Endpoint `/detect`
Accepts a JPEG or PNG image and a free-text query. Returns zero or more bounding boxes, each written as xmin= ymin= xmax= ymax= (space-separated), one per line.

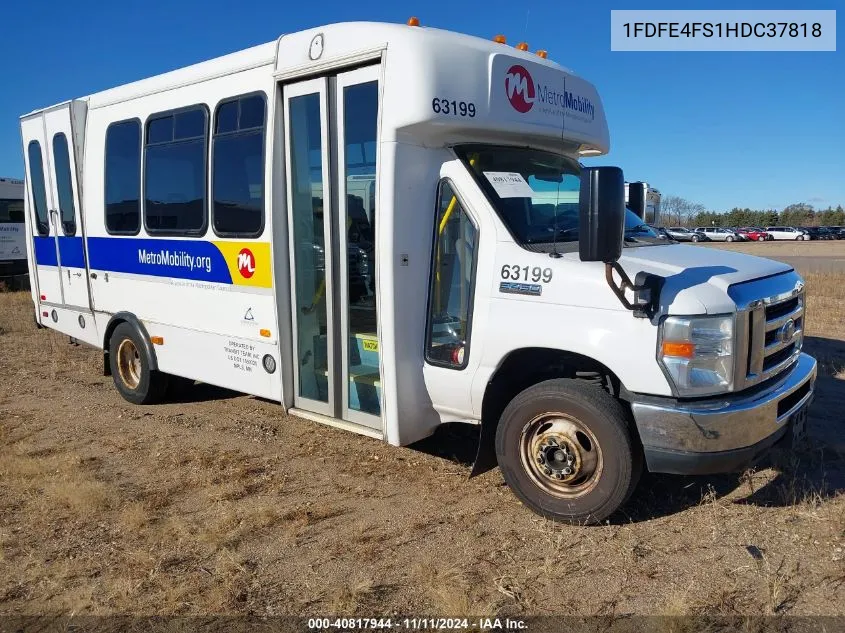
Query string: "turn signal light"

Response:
xmin=662 ymin=341 xmax=696 ymax=358
xmin=260 ymin=329 xmax=271 ymax=338
xmin=150 ymin=336 xmax=164 ymax=345
xmin=516 ymin=42 xmax=529 ymax=51
xmin=407 ymin=16 xmax=420 ymax=26
xmin=536 ymin=49 xmax=548 ymax=59
xmin=493 ymin=34 xmax=507 ymax=44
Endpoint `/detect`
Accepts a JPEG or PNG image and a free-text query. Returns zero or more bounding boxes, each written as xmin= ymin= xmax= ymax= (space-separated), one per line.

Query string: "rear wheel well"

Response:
xmin=102 ymin=314 xmax=157 ymax=376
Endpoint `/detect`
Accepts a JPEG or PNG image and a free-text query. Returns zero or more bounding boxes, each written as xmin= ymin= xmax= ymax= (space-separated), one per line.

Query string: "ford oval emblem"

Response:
xmin=779 ymin=318 xmax=796 ymax=343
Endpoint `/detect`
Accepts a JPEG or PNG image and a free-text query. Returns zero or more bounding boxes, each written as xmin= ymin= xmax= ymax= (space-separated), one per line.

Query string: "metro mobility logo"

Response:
xmin=505 ymin=65 xmax=535 ymax=113
xmin=237 ymin=248 xmax=256 ymax=278
xmin=504 ymin=64 xmax=596 ymax=121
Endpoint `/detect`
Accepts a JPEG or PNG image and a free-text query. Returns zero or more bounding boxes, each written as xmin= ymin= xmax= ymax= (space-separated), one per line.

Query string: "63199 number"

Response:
xmin=432 ymin=98 xmax=476 ymax=117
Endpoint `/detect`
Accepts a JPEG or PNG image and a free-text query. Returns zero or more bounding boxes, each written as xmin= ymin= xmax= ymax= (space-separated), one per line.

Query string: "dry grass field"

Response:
xmin=0 ymin=261 xmax=844 ymax=618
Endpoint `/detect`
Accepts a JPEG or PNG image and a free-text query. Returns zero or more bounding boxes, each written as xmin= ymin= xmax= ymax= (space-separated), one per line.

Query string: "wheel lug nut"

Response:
xmin=563 ymin=467 xmax=572 ymax=475
xmin=544 ymin=468 xmax=552 ymax=476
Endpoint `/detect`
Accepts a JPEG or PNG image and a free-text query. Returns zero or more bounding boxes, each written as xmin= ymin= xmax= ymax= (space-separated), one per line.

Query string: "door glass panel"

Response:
xmin=52 ymin=133 xmax=77 ymax=235
xmin=289 ymin=93 xmax=329 ymax=403
xmin=342 ymin=80 xmax=380 ymax=415
xmin=425 ymin=181 xmax=478 ymax=369
xmin=27 ymin=141 xmax=49 ymax=236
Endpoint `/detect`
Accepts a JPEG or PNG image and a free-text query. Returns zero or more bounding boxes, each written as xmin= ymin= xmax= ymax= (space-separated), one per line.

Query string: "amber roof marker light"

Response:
xmin=536 ymin=49 xmax=548 ymax=59
xmin=516 ymin=42 xmax=529 ymax=51
xmin=493 ymin=34 xmax=507 ymax=44
xmin=407 ymin=16 xmax=420 ymax=26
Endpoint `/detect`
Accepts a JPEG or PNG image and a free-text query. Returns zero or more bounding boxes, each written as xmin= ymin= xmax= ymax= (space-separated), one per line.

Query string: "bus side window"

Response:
xmin=425 ymin=180 xmax=478 ymax=370
xmin=144 ymin=106 xmax=208 ymax=236
xmin=211 ymin=93 xmax=266 ymax=237
xmin=105 ymin=119 xmax=141 ymax=235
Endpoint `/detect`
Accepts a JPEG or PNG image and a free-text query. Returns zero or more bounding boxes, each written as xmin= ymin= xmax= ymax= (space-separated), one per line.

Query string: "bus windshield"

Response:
xmin=455 ymin=145 xmax=664 ymax=252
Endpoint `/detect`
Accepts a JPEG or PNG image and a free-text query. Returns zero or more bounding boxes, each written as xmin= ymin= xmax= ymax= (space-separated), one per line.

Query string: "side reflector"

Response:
xmin=150 ymin=336 xmax=164 ymax=345
xmin=40 ymin=295 xmax=46 ymax=300
xmin=407 ymin=16 xmax=420 ymax=26
xmin=42 ymin=311 xmax=48 ymax=317
xmin=260 ymin=329 xmax=271 ymax=338
xmin=662 ymin=341 xmax=696 ymax=358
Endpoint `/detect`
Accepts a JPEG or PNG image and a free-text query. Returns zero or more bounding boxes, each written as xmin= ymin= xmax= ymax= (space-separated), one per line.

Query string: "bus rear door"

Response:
xmin=21 ymin=103 xmax=97 ymax=344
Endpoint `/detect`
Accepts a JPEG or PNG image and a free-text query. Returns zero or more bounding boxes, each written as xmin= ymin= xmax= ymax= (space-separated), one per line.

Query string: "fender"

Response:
xmin=102 ymin=312 xmax=158 ymax=375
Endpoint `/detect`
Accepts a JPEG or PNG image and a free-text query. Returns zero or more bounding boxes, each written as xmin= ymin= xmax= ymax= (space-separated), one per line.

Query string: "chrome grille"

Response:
xmin=730 ymin=271 xmax=804 ymax=391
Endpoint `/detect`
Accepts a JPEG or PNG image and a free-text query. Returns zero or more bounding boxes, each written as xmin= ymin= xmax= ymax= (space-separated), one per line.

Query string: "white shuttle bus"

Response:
xmin=0 ymin=177 xmax=27 ymax=286
xmin=20 ymin=21 xmax=816 ymax=523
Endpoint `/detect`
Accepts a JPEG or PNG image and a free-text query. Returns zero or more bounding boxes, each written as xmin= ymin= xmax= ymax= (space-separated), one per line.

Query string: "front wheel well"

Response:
xmin=472 ymin=348 xmax=631 ymax=477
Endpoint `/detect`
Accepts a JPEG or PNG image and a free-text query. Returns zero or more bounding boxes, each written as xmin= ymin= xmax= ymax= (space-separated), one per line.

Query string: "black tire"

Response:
xmin=108 ymin=322 xmax=168 ymax=405
xmin=691 ymin=234 xmax=700 ymax=243
xmin=495 ymin=379 xmax=641 ymax=525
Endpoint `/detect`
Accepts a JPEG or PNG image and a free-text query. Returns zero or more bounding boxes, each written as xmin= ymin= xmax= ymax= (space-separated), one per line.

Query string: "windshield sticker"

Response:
xmin=483 ymin=172 xmax=534 ymax=198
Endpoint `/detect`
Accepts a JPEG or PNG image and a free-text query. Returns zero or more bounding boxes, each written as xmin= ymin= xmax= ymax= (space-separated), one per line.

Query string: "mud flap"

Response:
xmin=469 ymin=418 xmax=498 ymax=477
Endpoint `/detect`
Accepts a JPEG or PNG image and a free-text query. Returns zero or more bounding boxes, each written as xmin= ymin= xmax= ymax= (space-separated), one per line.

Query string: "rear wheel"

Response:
xmin=108 ymin=323 xmax=168 ymax=405
xmin=725 ymin=235 xmax=734 ymax=242
xmin=691 ymin=234 xmax=700 ymax=243
xmin=495 ymin=379 xmax=641 ymax=525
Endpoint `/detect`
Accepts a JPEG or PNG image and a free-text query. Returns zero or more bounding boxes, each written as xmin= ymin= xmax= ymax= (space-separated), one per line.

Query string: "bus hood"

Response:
xmin=616 ymin=244 xmax=793 ymax=315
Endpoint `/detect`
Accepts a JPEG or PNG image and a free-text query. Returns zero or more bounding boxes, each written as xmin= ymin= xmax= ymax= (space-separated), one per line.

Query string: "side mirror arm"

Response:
xmin=605 ymin=262 xmax=662 ymax=319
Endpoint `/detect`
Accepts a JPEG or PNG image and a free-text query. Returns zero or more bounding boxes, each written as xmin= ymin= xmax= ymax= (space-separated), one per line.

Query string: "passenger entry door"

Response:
xmin=282 ymin=66 xmax=383 ymax=432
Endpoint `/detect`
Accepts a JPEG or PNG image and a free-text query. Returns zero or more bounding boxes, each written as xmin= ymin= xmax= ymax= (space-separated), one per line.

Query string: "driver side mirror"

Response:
xmin=578 ymin=166 xmax=625 ymax=263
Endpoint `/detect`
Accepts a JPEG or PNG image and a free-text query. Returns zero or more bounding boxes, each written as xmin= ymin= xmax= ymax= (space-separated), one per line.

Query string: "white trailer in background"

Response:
xmin=0 ymin=177 xmax=27 ymax=287
xmin=626 ymin=181 xmax=662 ymax=224
xmin=20 ymin=20 xmax=815 ymax=524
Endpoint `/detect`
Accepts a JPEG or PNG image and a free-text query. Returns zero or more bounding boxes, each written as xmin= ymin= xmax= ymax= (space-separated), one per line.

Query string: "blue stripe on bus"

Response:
xmin=33 ymin=236 xmax=85 ymax=268
xmin=58 ymin=237 xmax=86 ymax=268
xmin=86 ymin=237 xmax=233 ymax=284
xmin=33 ymin=237 xmax=58 ymax=266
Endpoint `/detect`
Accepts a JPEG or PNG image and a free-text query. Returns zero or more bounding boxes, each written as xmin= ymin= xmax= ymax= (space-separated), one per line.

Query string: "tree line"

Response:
xmin=659 ymin=199 xmax=845 ymax=228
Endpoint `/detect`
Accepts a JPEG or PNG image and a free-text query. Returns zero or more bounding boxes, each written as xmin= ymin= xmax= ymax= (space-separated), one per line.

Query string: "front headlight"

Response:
xmin=658 ymin=314 xmax=734 ymax=396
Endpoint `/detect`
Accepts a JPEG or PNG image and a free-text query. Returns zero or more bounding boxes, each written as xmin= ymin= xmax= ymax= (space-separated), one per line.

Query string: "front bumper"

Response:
xmin=630 ymin=353 xmax=817 ymax=475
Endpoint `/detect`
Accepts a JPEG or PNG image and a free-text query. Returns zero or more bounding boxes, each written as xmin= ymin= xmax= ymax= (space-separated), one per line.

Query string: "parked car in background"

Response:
xmin=665 ymin=227 xmax=707 ymax=242
xmin=695 ymin=227 xmax=743 ymax=242
xmin=649 ymin=226 xmax=673 ymax=240
xmin=765 ymin=226 xmax=807 ymax=240
xmin=816 ymin=227 xmax=836 ymax=240
xmin=798 ymin=227 xmax=829 ymax=240
xmin=736 ymin=227 xmax=771 ymax=241
xmin=825 ymin=226 xmax=845 ymax=239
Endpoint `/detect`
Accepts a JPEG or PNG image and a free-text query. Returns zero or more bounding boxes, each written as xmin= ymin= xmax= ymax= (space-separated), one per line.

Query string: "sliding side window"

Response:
xmin=212 ymin=94 xmax=266 ymax=237
xmin=425 ymin=180 xmax=478 ymax=370
xmin=144 ymin=106 xmax=208 ymax=235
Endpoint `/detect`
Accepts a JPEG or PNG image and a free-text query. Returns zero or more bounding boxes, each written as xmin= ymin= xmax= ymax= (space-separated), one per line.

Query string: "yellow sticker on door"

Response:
xmin=361 ymin=338 xmax=379 ymax=352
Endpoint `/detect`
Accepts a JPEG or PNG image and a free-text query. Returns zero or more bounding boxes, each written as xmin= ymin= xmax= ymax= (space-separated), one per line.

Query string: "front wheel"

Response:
xmin=725 ymin=235 xmax=734 ymax=242
xmin=495 ymin=379 xmax=641 ymax=525
xmin=691 ymin=234 xmax=700 ymax=243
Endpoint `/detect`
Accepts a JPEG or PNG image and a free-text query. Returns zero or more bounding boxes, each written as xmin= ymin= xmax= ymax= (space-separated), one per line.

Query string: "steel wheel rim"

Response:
xmin=117 ymin=339 xmax=142 ymax=390
xmin=519 ymin=412 xmax=603 ymax=499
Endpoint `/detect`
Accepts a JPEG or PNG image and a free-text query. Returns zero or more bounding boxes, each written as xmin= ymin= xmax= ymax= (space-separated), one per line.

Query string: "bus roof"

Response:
xmin=24 ymin=21 xmax=610 ymax=155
